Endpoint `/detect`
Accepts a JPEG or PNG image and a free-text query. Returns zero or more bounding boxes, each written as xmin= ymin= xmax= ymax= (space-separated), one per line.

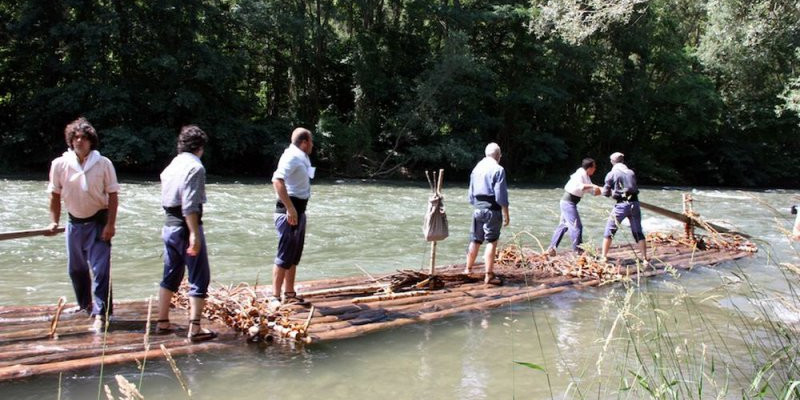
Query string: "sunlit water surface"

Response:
xmin=0 ymin=178 xmax=798 ymax=399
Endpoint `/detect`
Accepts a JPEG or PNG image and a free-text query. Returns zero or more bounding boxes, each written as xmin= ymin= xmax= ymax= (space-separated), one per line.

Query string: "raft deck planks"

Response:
xmin=0 ymin=239 xmax=755 ymax=382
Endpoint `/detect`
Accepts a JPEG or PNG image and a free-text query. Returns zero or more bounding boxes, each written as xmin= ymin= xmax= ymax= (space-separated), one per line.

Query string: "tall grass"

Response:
xmin=517 ymin=232 xmax=800 ymax=399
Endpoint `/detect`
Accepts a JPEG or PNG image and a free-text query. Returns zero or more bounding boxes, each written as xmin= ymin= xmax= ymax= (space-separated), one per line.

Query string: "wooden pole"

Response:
xmin=0 ymin=228 xmax=65 ymax=241
xmin=682 ymin=194 xmax=695 ymax=240
xmin=639 ymin=201 xmax=750 ymax=238
xmin=429 ymin=242 xmax=437 ymax=276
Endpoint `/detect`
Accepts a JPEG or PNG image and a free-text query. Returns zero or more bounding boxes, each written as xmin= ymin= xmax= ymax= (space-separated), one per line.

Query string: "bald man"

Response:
xmin=270 ymin=127 xmax=315 ymax=308
xmin=464 ymin=142 xmax=510 ymax=284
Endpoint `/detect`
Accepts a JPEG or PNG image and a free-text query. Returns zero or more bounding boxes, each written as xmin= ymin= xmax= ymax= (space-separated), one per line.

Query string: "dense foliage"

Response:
xmin=1 ymin=0 xmax=798 ymax=186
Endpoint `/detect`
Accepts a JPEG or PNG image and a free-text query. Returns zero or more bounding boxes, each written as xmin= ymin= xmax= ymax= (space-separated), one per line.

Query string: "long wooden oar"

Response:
xmin=639 ymin=201 xmax=750 ymax=238
xmin=0 ymin=227 xmax=65 ymax=241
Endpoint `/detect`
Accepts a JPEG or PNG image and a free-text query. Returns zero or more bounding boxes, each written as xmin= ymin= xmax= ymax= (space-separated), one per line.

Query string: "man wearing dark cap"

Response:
xmin=600 ymin=152 xmax=647 ymax=262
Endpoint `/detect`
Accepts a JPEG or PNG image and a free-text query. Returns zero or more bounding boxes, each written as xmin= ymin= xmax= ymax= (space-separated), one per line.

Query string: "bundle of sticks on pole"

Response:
xmin=421 ymin=168 xmax=448 ymax=288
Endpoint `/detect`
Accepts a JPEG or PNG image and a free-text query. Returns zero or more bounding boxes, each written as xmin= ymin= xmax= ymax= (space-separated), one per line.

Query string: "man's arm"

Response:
xmin=601 ymin=173 xmax=613 ymax=197
xmin=101 ymin=192 xmax=118 ymax=241
xmin=185 ymin=212 xmax=202 ymax=256
xmin=273 ymin=179 xmax=298 ymax=226
xmin=46 ymin=192 xmax=61 ymax=235
xmin=502 ymin=205 xmax=510 ymax=227
xmin=582 ymin=183 xmax=602 ymax=196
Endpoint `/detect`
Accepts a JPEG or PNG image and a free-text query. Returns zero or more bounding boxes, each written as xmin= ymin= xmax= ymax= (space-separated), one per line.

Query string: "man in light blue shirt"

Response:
xmin=270 ymin=127 xmax=314 ymax=307
xmin=156 ymin=125 xmax=217 ymax=342
xmin=464 ymin=143 xmax=510 ymax=284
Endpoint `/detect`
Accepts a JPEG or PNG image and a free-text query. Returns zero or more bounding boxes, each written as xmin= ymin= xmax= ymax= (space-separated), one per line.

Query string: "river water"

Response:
xmin=0 ymin=178 xmax=798 ymax=399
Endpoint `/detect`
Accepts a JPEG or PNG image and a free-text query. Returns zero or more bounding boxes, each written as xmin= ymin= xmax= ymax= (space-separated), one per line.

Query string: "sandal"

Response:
xmin=267 ymin=296 xmax=282 ymax=313
xmin=187 ymin=319 xmax=217 ymax=342
xmin=90 ymin=316 xmax=106 ymax=334
xmin=282 ymin=291 xmax=309 ymax=306
xmin=484 ymin=272 xmax=503 ymax=286
xmin=155 ymin=319 xmax=178 ymax=335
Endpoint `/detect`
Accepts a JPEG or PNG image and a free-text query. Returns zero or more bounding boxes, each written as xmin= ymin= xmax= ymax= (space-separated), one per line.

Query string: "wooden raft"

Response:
xmin=0 ymin=234 xmax=755 ymax=382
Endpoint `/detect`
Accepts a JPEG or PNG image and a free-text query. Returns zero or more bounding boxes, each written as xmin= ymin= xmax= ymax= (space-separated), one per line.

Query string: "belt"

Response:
xmin=561 ymin=192 xmax=582 ymax=204
xmin=276 ymin=196 xmax=309 ymax=215
xmin=616 ymin=195 xmax=639 ymax=203
xmin=68 ymin=209 xmax=108 ymax=224
xmin=474 ymin=195 xmax=501 ymax=211
xmin=163 ymin=205 xmax=203 ymax=227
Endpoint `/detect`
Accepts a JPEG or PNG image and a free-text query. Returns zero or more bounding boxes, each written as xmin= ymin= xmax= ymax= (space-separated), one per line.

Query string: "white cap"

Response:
xmin=610 ymin=152 xmax=624 ymax=164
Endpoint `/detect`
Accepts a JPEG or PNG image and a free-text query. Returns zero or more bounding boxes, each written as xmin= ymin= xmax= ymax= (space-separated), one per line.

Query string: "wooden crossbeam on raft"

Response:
xmin=639 ymin=201 xmax=750 ymax=238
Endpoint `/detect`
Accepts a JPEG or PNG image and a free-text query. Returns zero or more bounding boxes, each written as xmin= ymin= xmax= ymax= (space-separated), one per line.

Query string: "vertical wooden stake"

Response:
xmin=682 ymin=193 xmax=695 ymax=240
xmin=436 ymin=168 xmax=444 ymax=195
xmin=429 ymin=241 xmax=437 ymax=276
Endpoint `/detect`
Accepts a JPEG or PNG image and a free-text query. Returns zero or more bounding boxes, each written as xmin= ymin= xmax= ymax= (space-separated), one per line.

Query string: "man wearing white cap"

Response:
xmin=600 ymin=152 xmax=647 ymax=262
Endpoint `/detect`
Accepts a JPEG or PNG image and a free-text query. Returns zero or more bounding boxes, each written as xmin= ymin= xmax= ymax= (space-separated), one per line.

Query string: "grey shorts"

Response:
xmin=470 ymin=208 xmax=502 ymax=243
xmin=604 ymin=201 xmax=645 ymax=241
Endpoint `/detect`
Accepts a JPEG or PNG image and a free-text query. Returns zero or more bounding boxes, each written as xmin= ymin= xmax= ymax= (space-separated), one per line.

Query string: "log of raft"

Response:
xmin=0 ymin=230 xmax=756 ymax=382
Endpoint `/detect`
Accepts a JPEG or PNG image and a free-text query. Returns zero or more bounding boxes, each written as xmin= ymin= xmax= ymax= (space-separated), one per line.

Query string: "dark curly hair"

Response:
xmin=64 ymin=117 xmax=99 ymax=150
xmin=177 ymin=125 xmax=208 ymax=154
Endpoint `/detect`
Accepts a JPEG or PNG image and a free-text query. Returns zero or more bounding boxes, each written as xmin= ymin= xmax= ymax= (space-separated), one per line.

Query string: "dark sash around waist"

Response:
xmin=474 ymin=194 xmax=501 ymax=211
xmin=276 ymin=196 xmax=309 ymax=215
xmin=615 ymin=194 xmax=639 ymax=203
xmin=561 ymin=192 xmax=582 ymax=204
xmin=164 ymin=205 xmax=203 ymax=227
xmin=68 ymin=209 xmax=108 ymax=224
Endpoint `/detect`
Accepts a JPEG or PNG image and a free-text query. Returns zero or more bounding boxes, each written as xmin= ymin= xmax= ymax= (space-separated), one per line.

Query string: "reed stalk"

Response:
xmin=160 ymin=344 xmax=192 ymax=398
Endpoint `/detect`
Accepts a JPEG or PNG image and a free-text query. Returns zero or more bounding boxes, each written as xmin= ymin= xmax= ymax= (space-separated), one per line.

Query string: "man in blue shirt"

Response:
xmin=600 ymin=152 xmax=647 ymax=262
xmin=464 ymin=143 xmax=510 ymax=284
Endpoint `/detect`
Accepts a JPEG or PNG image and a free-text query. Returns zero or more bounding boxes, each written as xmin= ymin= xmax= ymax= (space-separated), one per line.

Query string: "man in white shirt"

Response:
xmin=270 ymin=127 xmax=314 ymax=307
xmin=544 ymin=158 xmax=601 ymax=256
xmin=792 ymin=207 xmax=800 ymax=241
xmin=46 ymin=117 xmax=119 ymax=333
